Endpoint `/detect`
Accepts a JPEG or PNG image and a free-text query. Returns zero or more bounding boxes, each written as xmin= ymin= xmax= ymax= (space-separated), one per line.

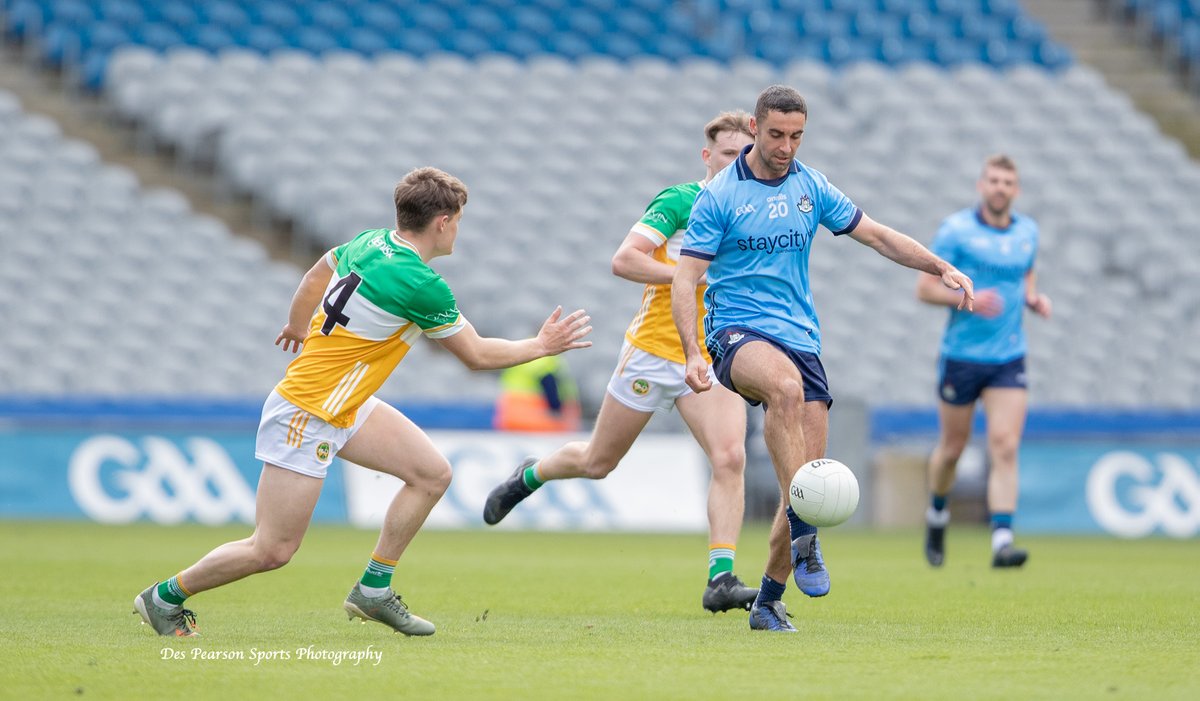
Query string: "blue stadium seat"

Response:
xmin=4 ymin=0 xmax=47 ymax=41
xmin=388 ymin=28 xmax=440 ymax=56
xmin=98 ymin=0 xmax=145 ymax=28
xmin=132 ymin=22 xmax=185 ymax=52
xmin=344 ymin=26 xmax=388 ymax=56
xmin=930 ymin=37 xmax=977 ymax=66
xmin=510 ymin=5 xmax=554 ymax=36
xmin=189 ymin=24 xmax=236 ymax=54
xmin=1033 ymin=39 xmax=1071 ymax=70
xmin=240 ymin=25 xmax=288 ymax=54
xmin=458 ymin=5 xmax=506 ymax=35
xmin=610 ymin=8 xmax=659 ymax=41
xmin=305 ymin=2 xmax=354 ymax=35
xmin=251 ymin=1 xmax=303 ymax=32
xmin=199 ymin=1 xmax=250 ymax=33
xmin=1007 ymin=15 xmax=1047 ymax=44
xmin=824 ymin=35 xmax=878 ymax=66
xmin=561 ymin=8 xmax=606 ymax=40
xmin=354 ymin=4 xmax=404 ymax=34
xmin=153 ymin=1 xmax=199 ymax=32
xmin=878 ymin=36 xmax=933 ymax=64
xmin=594 ymin=32 xmax=643 ymax=61
xmin=903 ymin=12 xmax=957 ymax=42
xmin=292 ymin=26 xmax=339 ymax=54
xmin=546 ymin=32 xmax=592 ymax=60
xmin=408 ymin=4 xmax=454 ymax=35
xmin=495 ymin=30 xmax=546 ymax=58
xmin=851 ymin=11 xmax=904 ymax=41
xmin=442 ymin=29 xmax=492 ymax=58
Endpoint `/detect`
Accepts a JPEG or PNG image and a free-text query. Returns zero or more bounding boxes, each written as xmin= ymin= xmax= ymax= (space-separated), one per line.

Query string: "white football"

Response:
xmin=788 ymin=458 xmax=860 ymax=527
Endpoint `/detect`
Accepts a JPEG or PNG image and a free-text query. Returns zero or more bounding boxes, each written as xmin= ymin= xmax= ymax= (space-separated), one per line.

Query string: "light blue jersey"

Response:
xmin=681 ymin=146 xmax=861 ymax=354
xmin=931 ymin=208 xmax=1038 ymax=363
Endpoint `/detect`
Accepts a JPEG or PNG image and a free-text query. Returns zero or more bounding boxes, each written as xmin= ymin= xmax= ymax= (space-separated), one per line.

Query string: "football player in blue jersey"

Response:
xmin=671 ymin=85 xmax=974 ymax=632
xmin=917 ymin=154 xmax=1052 ymax=570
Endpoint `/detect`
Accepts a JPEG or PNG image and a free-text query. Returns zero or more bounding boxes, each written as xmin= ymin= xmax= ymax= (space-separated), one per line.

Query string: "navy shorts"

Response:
xmin=706 ymin=326 xmax=832 ymax=408
xmin=937 ymin=356 xmax=1027 ymax=405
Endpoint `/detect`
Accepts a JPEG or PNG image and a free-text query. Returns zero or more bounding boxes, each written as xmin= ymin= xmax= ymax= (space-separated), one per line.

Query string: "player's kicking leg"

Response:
xmin=337 ymin=403 xmax=451 ymax=635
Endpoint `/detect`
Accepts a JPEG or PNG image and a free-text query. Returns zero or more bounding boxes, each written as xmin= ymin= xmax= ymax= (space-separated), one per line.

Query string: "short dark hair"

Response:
xmin=754 ymin=85 xmax=808 ymax=122
xmin=394 ymin=167 xmax=469 ymax=232
xmin=704 ymin=110 xmax=753 ymax=145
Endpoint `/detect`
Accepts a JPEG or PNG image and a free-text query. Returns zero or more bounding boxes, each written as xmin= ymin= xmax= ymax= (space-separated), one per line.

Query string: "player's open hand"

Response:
xmin=275 ymin=324 xmax=307 ymax=353
xmin=684 ymin=355 xmax=712 ymax=394
xmin=538 ymin=306 xmax=593 ymax=355
xmin=942 ymin=268 xmax=975 ymax=311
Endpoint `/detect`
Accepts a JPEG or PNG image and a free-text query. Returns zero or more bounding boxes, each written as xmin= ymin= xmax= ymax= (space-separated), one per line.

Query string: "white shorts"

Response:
xmin=254 ymin=389 xmax=381 ymax=479
xmin=605 ymin=341 xmax=716 ymax=413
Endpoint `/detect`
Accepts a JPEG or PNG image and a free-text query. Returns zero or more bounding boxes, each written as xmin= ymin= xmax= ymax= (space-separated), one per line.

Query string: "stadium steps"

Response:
xmin=0 ymin=39 xmax=315 ymax=267
xmin=1023 ymin=0 xmax=1200 ymax=159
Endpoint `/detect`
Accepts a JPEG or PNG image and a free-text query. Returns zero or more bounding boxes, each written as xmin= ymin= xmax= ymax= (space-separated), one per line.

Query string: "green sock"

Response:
xmin=157 ymin=576 xmax=189 ymax=606
xmin=708 ymin=545 xmax=735 ymax=580
xmin=360 ymin=553 xmax=396 ymax=590
xmin=521 ymin=462 xmax=545 ymax=490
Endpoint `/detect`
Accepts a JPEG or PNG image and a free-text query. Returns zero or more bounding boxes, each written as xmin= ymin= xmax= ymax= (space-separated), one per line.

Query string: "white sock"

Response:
xmin=926 ymin=506 xmax=950 ymax=527
xmin=358 ymin=583 xmax=390 ymax=598
xmin=992 ymin=528 xmax=1014 ymax=552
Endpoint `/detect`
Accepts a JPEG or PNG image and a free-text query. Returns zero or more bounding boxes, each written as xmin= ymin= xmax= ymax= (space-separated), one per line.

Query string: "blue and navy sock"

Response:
xmin=755 ymin=575 xmax=787 ymax=606
xmin=931 ymin=494 xmax=948 ymax=512
xmin=786 ymin=505 xmax=818 ymax=541
xmin=990 ymin=512 xmax=1014 ymax=552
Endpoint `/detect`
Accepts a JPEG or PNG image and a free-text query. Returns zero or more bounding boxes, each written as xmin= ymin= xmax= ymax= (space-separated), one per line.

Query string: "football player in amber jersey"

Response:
xmin=133 ymin=167 xmax=592 ymax=637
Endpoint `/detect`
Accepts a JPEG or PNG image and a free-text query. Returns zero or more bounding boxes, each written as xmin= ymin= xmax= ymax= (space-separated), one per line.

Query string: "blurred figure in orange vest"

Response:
xmin=493 ymin=355 xmax=581 ymax=432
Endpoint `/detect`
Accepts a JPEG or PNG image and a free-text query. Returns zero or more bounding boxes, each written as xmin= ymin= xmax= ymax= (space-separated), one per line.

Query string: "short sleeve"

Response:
xmin=409 ymin=278 xmax=465 ymax=338
xmin=680 ymin=186 xmax=723 ymax=261
xmin=817 ymin=177 xmax=861 ymax=236
xmin=632 ymin=186 xmax=688 ymax=246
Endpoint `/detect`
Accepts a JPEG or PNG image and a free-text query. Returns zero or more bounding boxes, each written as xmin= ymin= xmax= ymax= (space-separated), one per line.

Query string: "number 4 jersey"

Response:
xmin=275 ymin=229 xmax=466 ymax=427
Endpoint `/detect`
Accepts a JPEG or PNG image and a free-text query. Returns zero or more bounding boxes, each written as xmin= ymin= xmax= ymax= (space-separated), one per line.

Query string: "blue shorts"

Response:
xmin=706 ymin=326 xmax=832 ymax=408
xmin=937 ymin=356 xmax=1027 ymax=405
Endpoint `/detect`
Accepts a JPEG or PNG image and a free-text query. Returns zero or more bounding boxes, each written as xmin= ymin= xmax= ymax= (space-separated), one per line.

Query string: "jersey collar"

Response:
xmin=734 ymin=144 xmax=799 ymax=183
xmin=388 ymin=230 xmax=421 ymax=255
xmin=974 ymin=207 xmax=1017 ymax=232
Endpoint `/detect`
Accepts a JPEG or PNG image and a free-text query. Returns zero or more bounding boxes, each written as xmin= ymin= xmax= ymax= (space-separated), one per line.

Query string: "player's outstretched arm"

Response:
xmin=849 ymin=214 xmax=974 ymax=311
xmin=275 ymin=253 xmax=336 ymax=353
xmin=435 ymin=306 xmax=592 ymax=371
xmin=671 ymin=255 xmax=712 ymax=393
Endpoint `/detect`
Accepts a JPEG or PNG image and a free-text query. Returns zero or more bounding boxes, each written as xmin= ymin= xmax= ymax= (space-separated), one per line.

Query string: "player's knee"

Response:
xmin=418 ymin=459 xmax=453 ymax=495
xmin=708 ymin=443 xmax=746 ymax=478
xmin=988 ymin=433 xmax=1019 ymax=466
xmin=256 ymin=542 xmax=300 ymax=572
xmin=580 ymin=455 xmax=619 ymax=479
xmin=770 ymin=378 xmax=805 ymax=412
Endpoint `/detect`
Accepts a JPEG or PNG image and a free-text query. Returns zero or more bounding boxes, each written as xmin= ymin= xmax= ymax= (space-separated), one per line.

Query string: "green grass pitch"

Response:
xmin=1 ymin=521 xmax=1197 ymax=700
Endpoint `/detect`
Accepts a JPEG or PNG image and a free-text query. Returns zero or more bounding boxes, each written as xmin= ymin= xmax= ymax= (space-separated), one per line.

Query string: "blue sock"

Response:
xmin=990 ymin=512 xmax=1013 ymax=530
xmin=786 ymin=506 xmax=818 ymax=540
xmin=931 ymin=494 xmax=947 ymax=511
xmin=755 ymin=575 xmax=787 ymax=605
